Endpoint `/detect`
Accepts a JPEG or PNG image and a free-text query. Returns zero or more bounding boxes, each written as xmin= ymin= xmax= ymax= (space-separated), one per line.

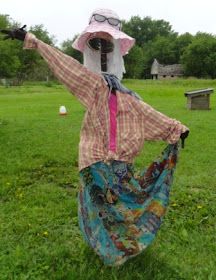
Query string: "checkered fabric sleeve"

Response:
xmin=23 ymin=33 xmax=107 ymax=108
xmin=141 ymin=101 xmax=189 ymax=144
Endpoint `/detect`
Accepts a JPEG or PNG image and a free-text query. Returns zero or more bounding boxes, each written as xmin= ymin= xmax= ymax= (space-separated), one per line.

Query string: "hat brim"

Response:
xmin=72 ymin=22 xmax=135 ymax=56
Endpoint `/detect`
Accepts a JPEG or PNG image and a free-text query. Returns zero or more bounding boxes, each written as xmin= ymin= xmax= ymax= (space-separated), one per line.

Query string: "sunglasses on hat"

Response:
xmin=89 ymin=14 xmax=121 ymax=29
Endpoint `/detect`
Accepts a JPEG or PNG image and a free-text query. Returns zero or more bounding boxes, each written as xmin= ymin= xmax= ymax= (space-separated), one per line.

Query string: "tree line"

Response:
xmin=0 ymin=14 xmax=216 ymax=82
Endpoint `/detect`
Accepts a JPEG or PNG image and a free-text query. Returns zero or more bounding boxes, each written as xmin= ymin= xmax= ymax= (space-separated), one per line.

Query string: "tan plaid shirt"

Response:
xmin=24 ymin=33 xmax=188 ymax=171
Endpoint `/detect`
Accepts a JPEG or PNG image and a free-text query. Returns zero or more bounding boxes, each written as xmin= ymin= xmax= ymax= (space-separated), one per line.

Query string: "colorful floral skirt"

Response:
xmin=78 ymin=144 xmax=179 ymax=266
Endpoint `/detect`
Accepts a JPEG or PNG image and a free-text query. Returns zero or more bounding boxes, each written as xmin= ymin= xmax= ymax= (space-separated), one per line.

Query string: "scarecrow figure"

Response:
xmin=1 ymin=9 xmax=189 ymax=266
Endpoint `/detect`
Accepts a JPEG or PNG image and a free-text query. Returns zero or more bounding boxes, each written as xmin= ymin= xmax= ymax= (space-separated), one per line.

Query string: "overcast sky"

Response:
xmin=1 ymin=0 xmax=215 ymax=45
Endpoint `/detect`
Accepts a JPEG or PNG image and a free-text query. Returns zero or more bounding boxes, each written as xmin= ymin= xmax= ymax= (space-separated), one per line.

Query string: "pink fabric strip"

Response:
xmin=109 ymin=91 xmax=117 ymax=152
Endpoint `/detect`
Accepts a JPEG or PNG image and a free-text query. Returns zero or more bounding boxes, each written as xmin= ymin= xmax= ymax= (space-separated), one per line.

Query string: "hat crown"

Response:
xmin=89 ymin=8 xmax=120 ymax=22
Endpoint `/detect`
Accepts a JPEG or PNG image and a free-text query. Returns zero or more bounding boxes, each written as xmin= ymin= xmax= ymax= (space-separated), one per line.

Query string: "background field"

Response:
xmin=0 ymin=79 xmax=216 ymax=280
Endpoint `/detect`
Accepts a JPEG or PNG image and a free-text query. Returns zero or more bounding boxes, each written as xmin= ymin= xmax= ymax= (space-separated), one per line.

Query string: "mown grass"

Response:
xmin=0 ymin=79 xmax=216 ymax=280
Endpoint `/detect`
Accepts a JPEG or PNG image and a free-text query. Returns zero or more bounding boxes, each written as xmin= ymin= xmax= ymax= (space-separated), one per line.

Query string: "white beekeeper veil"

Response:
xmin=72 ymin=8 xmax=135 ymax=80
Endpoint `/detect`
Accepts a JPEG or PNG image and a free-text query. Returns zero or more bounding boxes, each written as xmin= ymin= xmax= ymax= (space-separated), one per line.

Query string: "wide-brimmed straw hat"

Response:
xmin=72 ymin=8 xmax=135 ymax=56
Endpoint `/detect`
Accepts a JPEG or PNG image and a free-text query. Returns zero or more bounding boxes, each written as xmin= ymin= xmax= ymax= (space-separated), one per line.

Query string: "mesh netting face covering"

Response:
xmin=83 ymin=37 xmax=125 ymax=80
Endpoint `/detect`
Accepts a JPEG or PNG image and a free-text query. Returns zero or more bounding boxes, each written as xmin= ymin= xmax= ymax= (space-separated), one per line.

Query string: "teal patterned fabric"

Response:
xmin=78 ymin=144 xmax=179 ymax=266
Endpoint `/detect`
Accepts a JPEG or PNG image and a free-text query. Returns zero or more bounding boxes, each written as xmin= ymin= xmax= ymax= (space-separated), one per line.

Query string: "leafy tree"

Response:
xmin=124 ymin=45 xmax=144 ymax=78
xmin=0 ymin=15 xmax=21 ymax=79
xmin=0 ymin=16 xmax=56 ymax=81
xmin=175 ymin=33 xmax=193 ymax=57
xmin=122 ymin=16 xmax=175 ymax=47
xmin=1 ymin=13 xmax=215 ymax=80
xmin=29 ymin=24 xmax=55 ymax=45
xmin=61 ymin=36 xmax=83 ymax=63
xmin=122 ymin=16 xmax=179 ymax=78
xmin=0 ymin=41 xmax=21 ymax=78
xmin=0 ymin=14 xmax=10 ymax=29
xmin=16 ymin=24 xmax=56 ymax=81
xmin=181 ymin=33 xmax=216 ymax=78
xmin=147 ymin=35 xmax=178 ymax=64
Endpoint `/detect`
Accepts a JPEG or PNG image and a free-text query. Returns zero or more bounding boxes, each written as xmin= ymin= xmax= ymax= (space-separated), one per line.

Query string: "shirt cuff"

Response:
xmin=23 ymin=33 xmax=38 ymax=49
xmin=166 ymin=122 xmax=189 ymax=144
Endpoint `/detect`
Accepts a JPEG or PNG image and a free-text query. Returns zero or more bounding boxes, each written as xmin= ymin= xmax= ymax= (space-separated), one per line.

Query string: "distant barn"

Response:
xmin=151 ymin=59 xmax=183 ymax=79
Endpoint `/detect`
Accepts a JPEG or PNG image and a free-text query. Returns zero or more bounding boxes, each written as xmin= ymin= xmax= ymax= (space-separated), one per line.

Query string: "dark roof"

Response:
xmin=151 ymin=59 xmax=183 ymax=76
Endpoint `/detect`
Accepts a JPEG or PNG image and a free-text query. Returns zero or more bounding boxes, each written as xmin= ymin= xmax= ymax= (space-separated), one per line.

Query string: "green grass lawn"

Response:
xmin=0 ymin=79 xmax=216 ymax=280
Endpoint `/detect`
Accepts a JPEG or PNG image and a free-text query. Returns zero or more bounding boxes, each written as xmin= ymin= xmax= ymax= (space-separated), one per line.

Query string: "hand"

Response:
xmin=180 ymin=130 xmax=189 ymax=148
xmin=0 ymin=25 xmax=27 ymax=41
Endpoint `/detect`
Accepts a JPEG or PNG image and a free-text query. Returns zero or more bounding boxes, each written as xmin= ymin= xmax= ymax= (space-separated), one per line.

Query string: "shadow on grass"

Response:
xmin=71 ymin=244 xmax=186 ymax=280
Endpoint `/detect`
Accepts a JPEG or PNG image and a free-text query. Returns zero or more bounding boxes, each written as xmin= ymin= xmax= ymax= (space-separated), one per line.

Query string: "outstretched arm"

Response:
xmin=0 ymin=26 xmax=107 ymax=108
xmin=141 ymin=101 xmax=189 ymax=146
